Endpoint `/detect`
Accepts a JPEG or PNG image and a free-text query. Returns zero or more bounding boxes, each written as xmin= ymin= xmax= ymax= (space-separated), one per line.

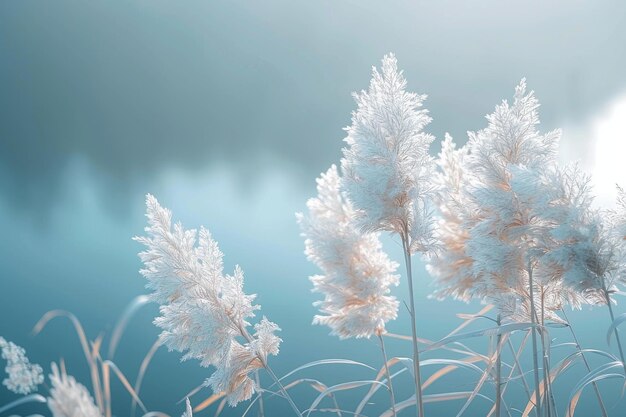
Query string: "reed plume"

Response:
xmin=0 ymin=336 xmax=44 ymax=395
xmin=340 ymin=54 xmax=437 ymax=251
xmin=135 ymin=195 xmax=291 ymax=409
xmin=297 ymin=165 xmax=399 ymax=339
xmin=429 ymin=80 xmax=569 ymax=417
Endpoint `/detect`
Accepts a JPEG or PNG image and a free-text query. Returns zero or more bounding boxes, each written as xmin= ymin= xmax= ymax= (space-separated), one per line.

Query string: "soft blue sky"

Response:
xmin=1 ymin=1 xmax=626 ymax=416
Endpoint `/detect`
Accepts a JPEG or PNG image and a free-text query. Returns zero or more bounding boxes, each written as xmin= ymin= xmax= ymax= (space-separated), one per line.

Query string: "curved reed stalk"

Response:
xmin=0 ymin=394 xmax=47 ymax=415
xmin=132 ymin=337 xmax=163 ymax=417
xmin=32 ymin=310 xmax=104 ymax=413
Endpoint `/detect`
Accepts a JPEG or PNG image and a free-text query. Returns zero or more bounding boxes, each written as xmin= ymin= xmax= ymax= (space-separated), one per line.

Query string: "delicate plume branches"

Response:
xmin=134 ymin=195 xmax=282 ymax=406
xmin=0 ymin=336 xmax=44 ymax=395
xmin=428 ymin=80 xmax=601 ymax=321
xmin=529 ymin=165 xmax=624 ymax=305
xmin=340 ymin=54 xmax=437 ymax=252
xmin=428 ymin=134 xmax=477 ymax=302
xmin=47 ymin=362 xmax=103 ymax=417
xmin=297 ymin=165 xmax=399 ymax=339
xmin=468 ymin=78 xmax=560 ymax=181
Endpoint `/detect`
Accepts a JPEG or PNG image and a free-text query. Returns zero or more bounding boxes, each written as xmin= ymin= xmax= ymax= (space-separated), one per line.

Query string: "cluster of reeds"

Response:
xmin=1 ymin=54 xmax=625 ymax=417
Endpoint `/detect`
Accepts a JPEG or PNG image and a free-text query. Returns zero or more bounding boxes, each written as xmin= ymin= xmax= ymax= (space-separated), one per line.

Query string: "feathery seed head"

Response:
xmin=429 ymin=81 xmax=614 ymax=319
xmin=340 ymin=54 xmax=437 ymax=251
xmin=298 ymin=165 xmax=399 ymax=339
xmin=0 ymin=336 xmax=44 ymax=395
xmin=135 ymin=194 xmax=281 ymax=406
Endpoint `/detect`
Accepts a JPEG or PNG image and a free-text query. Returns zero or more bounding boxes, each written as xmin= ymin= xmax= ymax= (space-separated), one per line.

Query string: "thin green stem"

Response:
xmin=378 ymin=333 xmax=397 ymax=417
xmin=401 ymin=228 xmax=425 ymax=417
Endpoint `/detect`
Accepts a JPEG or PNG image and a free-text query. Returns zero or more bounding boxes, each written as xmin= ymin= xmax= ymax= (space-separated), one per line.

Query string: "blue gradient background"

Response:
xmin=1 ymin=1 xmax=626 ymax=416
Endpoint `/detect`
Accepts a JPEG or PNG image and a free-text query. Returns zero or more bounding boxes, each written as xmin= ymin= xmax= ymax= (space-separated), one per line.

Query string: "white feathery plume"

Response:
xmin=431 ymin=80 xmax=624 ymax=322
xmin=297 ymin=165 xmax=399 ymax=339
xmin=525 ymin=165 xmax=624 ymax=305
xmin=0 ymin=336 xmax=44 ymax=395
xmin=47 ymin=362 xmax=103 ymax=417
xmin=428 ymin=134 xmax=480 ymax=302
xmin=134 ymin=195 xmax=282 ymax=406
xmin=429 ymin=80 xmax=584 ymax=322
xmin=340 ymin=53 xmax=437 ymax=253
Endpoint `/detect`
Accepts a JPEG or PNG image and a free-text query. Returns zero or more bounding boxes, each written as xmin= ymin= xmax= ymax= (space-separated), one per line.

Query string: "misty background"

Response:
xmin=1 ymin=1 xmax=626 ymax=416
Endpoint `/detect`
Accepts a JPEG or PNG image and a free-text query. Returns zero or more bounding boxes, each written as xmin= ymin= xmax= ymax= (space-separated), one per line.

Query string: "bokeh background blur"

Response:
xmin=1 ymin=1 xmax=626 ymax=416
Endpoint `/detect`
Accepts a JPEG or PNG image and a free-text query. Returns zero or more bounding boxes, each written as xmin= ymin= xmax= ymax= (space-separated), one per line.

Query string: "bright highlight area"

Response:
xmin=592 ymin=95 xmax=626 ymax=205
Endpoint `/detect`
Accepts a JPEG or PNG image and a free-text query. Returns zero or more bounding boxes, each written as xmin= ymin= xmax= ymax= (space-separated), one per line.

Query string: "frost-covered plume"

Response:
xmin=433 ymin=79 xmax=572 ymax=321
xmin=428 ymin=134 xmax=480 ymax=302
xmin=429 ymin=79 xmax=567 ymax=417
xmin=340 ymin=53 xmax=437 ymax=252
xmin=525 ymin=165 xmax=624 ymax=305
xmin=47 ymin=362 xmax=103 ymax=417
xmin=297 ymin=165 xmax=399 ymax=339
xmin=431 ymin=81 xmax=624 ymax=323
xmin=0 ymin=336 xmax=44 ymax=395
xmin=134 ymin=195 xmax=283 ymax=406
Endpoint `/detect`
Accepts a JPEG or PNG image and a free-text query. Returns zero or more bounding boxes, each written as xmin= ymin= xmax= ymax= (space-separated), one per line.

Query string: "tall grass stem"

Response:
xmin=495 ymin=314 xmax=502 ymax=417
xmin=401 ymin=227 xmax=425 ymax=417
xmin=527 ymin=261 xmax=542 ymax=417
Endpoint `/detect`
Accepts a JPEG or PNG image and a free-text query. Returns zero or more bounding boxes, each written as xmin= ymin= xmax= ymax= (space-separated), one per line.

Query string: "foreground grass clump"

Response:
xmin=1 ymin=54 xmax=625 ymax=417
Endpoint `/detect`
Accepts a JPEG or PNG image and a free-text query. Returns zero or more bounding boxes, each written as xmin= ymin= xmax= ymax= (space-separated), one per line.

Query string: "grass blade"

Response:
xmin=606 ymin=313 xmax=626 ymax=346
xmin=102 ymin=359 xmax=148 ymax=414
xmin=133 ymin=337 xmax=163 ymax=416
xmin=279 ymin=359 xmax=375 ymax=382
xmin=193 ymin=392 xmax=226 ymax=413
xmin=306 ymin=380 xmax=387 ymax=417
xmin=108 ymin=295 xmax=150 ymax=359
xmin=0 ymin=394 xmax=47 ymax=414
